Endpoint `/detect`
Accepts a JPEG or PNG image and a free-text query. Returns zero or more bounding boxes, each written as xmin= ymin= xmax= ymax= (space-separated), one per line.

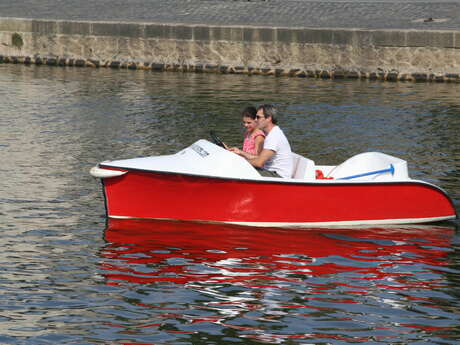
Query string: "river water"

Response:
xmin=1 ymin=64 xmax=459 ymax=344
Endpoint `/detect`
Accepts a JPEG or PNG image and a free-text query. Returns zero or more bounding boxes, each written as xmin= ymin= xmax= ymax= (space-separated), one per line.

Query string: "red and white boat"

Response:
xmin=90 ymin=138 xmax=457 ymax=227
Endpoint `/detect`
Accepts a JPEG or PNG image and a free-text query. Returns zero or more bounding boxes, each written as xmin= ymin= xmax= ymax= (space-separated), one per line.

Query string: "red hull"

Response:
xmin=101 ymin=168 xmax=456 ymax=226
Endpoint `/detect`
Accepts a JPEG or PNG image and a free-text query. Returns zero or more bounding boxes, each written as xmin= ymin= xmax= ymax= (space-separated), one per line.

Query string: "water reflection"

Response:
xmin=1 ymin=64 xmax=460 ymax=344
xmin=100 ymin=219 xmax=460 ymax=344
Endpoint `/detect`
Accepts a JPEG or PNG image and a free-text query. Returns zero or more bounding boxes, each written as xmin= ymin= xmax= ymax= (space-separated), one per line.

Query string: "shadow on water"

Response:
xmin=99 ymin=219 xmax=460 ymax=344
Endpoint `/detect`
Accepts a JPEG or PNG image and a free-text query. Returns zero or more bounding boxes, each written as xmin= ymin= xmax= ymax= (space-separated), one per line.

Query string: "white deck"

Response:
xmin=99 ymin=139 xmax=412 ymax=183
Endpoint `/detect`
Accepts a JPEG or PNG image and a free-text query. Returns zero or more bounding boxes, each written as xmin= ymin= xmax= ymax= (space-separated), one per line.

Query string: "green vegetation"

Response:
xmin=11 ymin=33 xmax=23 ymax=49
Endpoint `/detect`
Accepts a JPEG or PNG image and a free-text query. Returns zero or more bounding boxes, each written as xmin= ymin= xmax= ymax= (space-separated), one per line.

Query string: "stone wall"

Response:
xmin=1 ymin=17 xmax=459 ymax=82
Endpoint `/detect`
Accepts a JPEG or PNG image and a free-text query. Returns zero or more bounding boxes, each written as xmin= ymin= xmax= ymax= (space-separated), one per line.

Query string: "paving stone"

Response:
xmin=0 ymin=1 xmax=458 ymax=31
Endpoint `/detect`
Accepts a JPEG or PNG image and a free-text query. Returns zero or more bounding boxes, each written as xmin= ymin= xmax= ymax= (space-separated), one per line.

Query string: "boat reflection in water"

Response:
xmin=100 ymin=219 xmax=459 ymax=344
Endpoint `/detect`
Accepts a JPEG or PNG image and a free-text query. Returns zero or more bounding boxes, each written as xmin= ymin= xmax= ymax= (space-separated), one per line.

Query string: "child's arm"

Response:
xmin=254 ymin=135 xmax=265 ymax=155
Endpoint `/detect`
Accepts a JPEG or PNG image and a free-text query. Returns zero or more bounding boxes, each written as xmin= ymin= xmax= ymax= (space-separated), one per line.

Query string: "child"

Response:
xmin=241 ymin=106 xmax=265 ymax=155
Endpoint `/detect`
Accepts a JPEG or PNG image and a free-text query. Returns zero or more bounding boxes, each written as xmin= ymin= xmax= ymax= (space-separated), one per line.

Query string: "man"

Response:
xmin=230 ymin=104 xmax=293 ymax=178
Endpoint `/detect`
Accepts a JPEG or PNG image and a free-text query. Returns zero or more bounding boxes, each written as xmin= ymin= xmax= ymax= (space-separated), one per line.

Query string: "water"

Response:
xmin=1 ymin=64 xmax=459 ymax=344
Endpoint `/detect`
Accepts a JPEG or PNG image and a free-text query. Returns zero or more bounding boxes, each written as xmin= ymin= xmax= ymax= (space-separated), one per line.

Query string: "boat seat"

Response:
xmin=291 ymin=153 xmax=316 ymax=180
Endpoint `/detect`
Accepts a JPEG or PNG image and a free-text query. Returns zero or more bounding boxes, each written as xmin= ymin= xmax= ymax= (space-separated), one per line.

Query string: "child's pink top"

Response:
xmin=243 ymin=130 xmax=265 ymax=154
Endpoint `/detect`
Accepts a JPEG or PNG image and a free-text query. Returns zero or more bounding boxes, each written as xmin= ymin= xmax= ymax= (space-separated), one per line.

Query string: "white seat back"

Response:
xmin=291 ymin=153 xmax=316 ymax=180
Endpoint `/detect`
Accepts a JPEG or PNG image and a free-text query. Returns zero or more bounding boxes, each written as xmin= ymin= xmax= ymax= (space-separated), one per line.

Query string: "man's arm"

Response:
xmin=229 ymin=147 xmax=275 ymax=168
xmin=248 ymin=149 xmax=275 ymax=168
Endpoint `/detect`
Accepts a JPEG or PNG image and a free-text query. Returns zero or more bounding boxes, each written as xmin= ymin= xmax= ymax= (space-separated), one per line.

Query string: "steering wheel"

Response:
xmin=209 ymin=131 xmax=226 ymax=148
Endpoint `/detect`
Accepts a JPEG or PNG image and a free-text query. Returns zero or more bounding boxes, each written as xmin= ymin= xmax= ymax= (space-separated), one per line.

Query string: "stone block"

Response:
xmin=386 ymin=72 xmax=398 ymax=81
xmin=280 ymin=28 xmax=309 ymax=44
xmin=175 ymin=25 xmax=193 ymax=40
xmin=243 ymin=27 xmax=275 ymax=42
xmin=277 ymin=28 xmax=295 ymax=43
xmin=59 ymin=21 xmax=91 ymax=36
xmin=145 ymin=24 xmax=167 ymax=39
xmin=406 ymin=31 xmax=454 ymax=48
xmin=368 ymin=72 xmax=378 ymax=80
xmin=331 ymin=30 xmax=354 ymax=45
xmin=303 ymin=29 xmax=333 ymax=44
xmin=109 ymin=61 xmax=120 ymax=68
xmin=399 ymin=73 xmax=411 ymax=82
xmin=88 ymin=59 xmax=100 ymax=67
xmin=0 ymin=18 xmax=33 ymax=32
xmin=258 ymin=28 xmax=275 ymax=42
xmin=75 ymin=59 xmax=85 ymax=67
xmin=332 ymin=70 xmax=345 ymax=79
xmin=455 ymin=32 xmax=460 ymax=49
xmin=352 ymin=30 xmax=373 ymax=46
xmin=346 ymin=71 xmax=360 ymax=79
xmin=288 ymin=68 xmax=300 ymax=76
xmin=46 ymin=58 xmax=57 ymax=66
xmin=319 ymin=70 xmax=330 ymax=79
xmin=204 ymin=64 xmax=218 ymax=72
xmin=92 ymin=22 xmax=142 ymax=38
xmin=151 ymin=63 xmax=164 ymax=71
xmin=32 ymin=20 xmax=57 ymax=35
xmin=373 ymin=31 xmax=406 ymax=47
xmin=91 ymin=22 xmax=116 ymax=37
xmin=434 ymin=75 xmax=445 ymax=82
xmin=193 ymin=26 xmax=210 ymax=41
xmin=211 ymin=27 xmax=232 ymax=41
xmin=230 ymin=28 xmax=243 ymax=42
xmin=296 ymin=71 xmax=307 ymax=78
xmin=412 ymin=73 xmax=428 ymax=82
xmin=243 ymin=28 xmax=255 ymax=42
xmin=118 ymin=23 xmax=143 ymax=38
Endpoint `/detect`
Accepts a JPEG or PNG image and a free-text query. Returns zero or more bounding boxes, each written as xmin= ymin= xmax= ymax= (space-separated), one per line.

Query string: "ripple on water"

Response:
xmin=0 ymin=64 xmax=459 ymax=344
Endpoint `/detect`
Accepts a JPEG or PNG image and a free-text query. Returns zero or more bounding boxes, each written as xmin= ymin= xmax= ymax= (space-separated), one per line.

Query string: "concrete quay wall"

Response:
xmin=1 ymin=17 xmax=459 ymax=82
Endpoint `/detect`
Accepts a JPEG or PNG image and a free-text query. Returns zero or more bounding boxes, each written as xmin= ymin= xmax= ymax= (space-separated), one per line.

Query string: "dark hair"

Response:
xmin=241 ymin=106 xmax=257 ymax=120
xmin=257 ymin=104 xmax=278 ymax=125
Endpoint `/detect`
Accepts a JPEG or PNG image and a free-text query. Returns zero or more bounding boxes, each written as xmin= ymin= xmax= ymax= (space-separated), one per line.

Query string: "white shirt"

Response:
xmin=263 ymin=126 xmax=293 ymax=178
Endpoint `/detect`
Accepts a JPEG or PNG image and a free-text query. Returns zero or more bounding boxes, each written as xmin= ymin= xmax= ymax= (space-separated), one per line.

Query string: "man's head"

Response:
xmin=256 ymin=104 xmax=278 ymax=131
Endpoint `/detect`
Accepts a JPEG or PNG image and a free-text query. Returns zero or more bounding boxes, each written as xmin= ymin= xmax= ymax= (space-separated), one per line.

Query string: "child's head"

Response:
xmin=242 ymin=106 xmax=258 ymax=132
